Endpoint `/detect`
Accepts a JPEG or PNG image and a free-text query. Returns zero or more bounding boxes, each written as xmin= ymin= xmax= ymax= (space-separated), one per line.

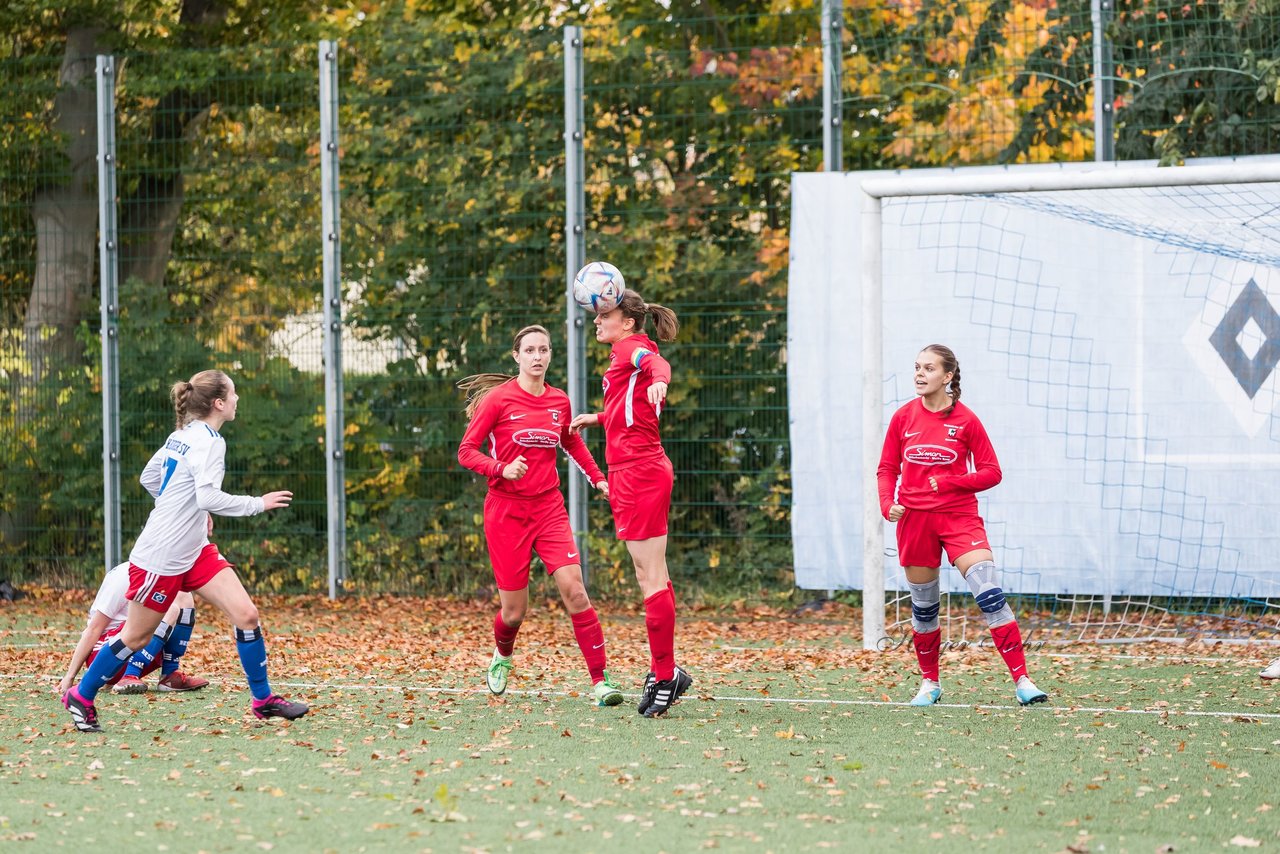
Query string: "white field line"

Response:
xmin=4 ymin=673 xmax=1278 ymax=720
xmin=5 ymin=635 xmax=1276 ymax=664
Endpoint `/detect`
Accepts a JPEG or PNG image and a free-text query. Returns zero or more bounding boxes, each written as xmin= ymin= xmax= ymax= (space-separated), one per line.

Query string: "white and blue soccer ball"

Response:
xmin=572 ymin=261 xmax=626 ymax=313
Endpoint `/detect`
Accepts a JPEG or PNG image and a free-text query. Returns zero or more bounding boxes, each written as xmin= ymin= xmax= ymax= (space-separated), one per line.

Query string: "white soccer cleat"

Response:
xmin=909 ymin=679 xmax=942 ymax=706
xmin=1260 ymin=658 xmax=1280 ymax=680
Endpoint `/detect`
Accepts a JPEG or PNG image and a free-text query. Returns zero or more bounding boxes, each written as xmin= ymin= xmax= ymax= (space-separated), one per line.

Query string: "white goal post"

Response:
xmin=788 ymin=158 xmax=1280 ymax=647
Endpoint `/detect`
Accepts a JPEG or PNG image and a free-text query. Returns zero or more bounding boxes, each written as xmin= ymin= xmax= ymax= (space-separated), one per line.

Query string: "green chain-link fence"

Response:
xmin=4 ymin=3 xmax=1280 ymax=596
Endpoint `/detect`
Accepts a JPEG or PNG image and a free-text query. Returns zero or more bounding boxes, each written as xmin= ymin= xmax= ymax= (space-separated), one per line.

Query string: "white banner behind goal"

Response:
xmin=788 ymin=162 xmax=1280 ymax=603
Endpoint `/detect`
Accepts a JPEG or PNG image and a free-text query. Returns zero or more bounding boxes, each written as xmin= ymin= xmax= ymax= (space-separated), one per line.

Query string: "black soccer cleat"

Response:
xmin=636 ymin=670 xmax=658 ymax=715
xmin=642 ymin=666 xmax=693 ymax=718
xmin=252 ymin=694 xmax=309 ymax=720
xmin=63 ymin=687 xmax=103 ymax=733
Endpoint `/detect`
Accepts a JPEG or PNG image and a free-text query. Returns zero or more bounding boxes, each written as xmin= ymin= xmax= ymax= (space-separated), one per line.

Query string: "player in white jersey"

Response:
xmin=57 ymin=563 xmax=208 ymax=696
xmin=63 ymin=369 xmax=306 ymax=733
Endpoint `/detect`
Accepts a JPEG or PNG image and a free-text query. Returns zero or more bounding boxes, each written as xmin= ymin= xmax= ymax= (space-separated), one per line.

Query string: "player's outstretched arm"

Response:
xmin=260 ymin=490 xmax=293 ymax=511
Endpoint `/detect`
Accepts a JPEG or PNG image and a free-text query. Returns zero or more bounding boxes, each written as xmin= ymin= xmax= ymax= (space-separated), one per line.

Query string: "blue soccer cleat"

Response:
xmin=1015 ymin=676 xmax=1048 ymax=706
xmin=909 ymin=679 xmax=943 ymax=707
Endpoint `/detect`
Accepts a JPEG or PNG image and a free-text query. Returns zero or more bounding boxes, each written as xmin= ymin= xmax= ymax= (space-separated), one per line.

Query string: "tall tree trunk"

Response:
xmin=6 ymin=28 xmax=102 ymax=553
xmin=118 ymin=0 xmax=228 ymax=288
xmin=23 ymin=28 xmax=101 ymax=387
xmin=119 ymin=98 xmax=212 ymax=289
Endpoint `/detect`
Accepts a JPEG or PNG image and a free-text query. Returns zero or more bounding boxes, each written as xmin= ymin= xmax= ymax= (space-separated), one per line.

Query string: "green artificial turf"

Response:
xmin=2 ymin=661 xmax=1276 ymax=853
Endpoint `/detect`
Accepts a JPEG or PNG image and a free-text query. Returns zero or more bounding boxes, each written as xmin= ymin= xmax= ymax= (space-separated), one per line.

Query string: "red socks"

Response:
xmin=643 ymin=587 xmax=676 ymax=681
xmin=990 ymin=620 xmax=1028 ymax=681
xmin=912 ymin=628 xmax=941 ymax=682
xmin=913 ymin=623 xmax=1028 ymax=683
xmin=648 ymin=579 xmax=678 ymax=673
xmin=570 ymin=607 xmax=607 ymax=684
xmin=493 ymin=612 xmax=519 ymax=657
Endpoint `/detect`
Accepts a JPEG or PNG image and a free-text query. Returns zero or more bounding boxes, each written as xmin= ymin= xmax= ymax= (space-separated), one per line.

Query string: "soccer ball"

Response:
xmin=572 ymin=261 xmax=626 ymax=313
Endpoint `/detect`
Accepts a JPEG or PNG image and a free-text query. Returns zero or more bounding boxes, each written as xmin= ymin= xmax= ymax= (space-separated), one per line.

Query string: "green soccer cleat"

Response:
xmin=593 ymin=671 xmax=624 ymax=707
xmin=486 ymin=649 xmax=513 ymax=696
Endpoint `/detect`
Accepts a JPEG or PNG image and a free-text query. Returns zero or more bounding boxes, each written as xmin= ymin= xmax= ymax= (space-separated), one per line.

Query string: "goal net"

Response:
xmin=787 ymin=158 xmax=1280 ymax=648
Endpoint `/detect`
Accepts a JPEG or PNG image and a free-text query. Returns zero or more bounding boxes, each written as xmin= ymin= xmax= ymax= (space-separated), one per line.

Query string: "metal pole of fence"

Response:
xmin=822 ymin=0 xmax=844 ymax=173
xmin=1091 ymin=0 xmax=1115 ymax=162
xmin=319 ymin=40 xmax=348 ymax=599
xmin=564 ymin=26 xmax=589 ymax=587
xmin=1090 ymin=0 xmax=1115 ymax=605
xmin=860 ymin=190 xmax=885 ymax=650
xmin=96 ymin=55 xmax=122 ymax=575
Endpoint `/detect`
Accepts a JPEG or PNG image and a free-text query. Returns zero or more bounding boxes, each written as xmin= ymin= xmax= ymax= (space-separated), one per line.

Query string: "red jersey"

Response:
xmin=876 ymin=398 xmax=1002 ymax=518
xmin=458 ymin=378 xmax=604 ymax=498
xmin=600 ymin=333 xmax=672 ymax=471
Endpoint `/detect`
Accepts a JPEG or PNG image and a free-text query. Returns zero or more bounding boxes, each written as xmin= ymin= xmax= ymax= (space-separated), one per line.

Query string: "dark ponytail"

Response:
xmin=616 ymin=290 xmax=679 ymax=342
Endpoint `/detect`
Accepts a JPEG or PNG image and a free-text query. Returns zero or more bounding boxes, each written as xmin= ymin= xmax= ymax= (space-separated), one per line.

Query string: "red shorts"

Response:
xmin=484 ymin=491 xmax=580 ymax=591
xmin=607 ymin=454 xmax=673 ymax=541
xmin=894 ymin=509 xmax=990 ymax=568
xmin=87 ymin=624 xmax=160 ymax=685
xmin=127 ymin=543 xmax=233 ymax=613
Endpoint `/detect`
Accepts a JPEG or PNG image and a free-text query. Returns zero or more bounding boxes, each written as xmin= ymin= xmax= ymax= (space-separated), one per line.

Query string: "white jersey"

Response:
xmin=128 ymin=420 xmax=263 ymax=576
xmin=89 ymin=563 xmax=132 ymax=643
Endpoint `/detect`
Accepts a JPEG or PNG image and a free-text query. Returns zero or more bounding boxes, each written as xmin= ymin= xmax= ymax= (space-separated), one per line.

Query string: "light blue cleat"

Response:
xmin=909 ymin=679 xmax=942 ymax=707
xmin=1015 ymin=676 xmax=1048 ymax=706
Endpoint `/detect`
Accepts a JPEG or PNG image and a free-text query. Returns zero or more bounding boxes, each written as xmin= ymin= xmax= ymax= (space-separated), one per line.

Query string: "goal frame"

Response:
xmin=858 ymin=160 xmax=1280 ymax=650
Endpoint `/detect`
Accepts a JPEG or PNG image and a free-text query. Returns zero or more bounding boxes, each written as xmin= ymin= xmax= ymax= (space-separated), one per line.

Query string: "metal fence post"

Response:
xmin=822 ymin=0 xmax=844 ymax=172
xmin=564 ymin=26 xmax=589 ymax=586
xmin=319 ymin=40 xmax=347 ymax=599
xmin=1091 ymin=0 xmax=1115 ymax=162
xmin=1091 ymin=0 xmax=1114 ymax=615
xmin=96 ymin=54 xmax=121 ymax=575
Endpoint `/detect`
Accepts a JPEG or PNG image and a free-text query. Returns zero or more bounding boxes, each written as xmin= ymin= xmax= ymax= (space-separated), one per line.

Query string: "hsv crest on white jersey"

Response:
xmin=128 ymin=421 xmax=263 ymax=576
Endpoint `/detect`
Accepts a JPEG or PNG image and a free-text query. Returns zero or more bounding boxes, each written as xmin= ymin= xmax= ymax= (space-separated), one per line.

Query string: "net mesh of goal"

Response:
xmin=877 ymin=177 xmax=1280 ymax=644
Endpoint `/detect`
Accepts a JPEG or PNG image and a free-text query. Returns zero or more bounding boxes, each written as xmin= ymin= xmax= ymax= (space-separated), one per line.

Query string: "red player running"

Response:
xmin=457 ymin=325 xmax=623 ymax=707
xmin=877 ymin=344 xmax=1048 ymax=707
xmin=570 ymin=289 xmax=692 ymax=717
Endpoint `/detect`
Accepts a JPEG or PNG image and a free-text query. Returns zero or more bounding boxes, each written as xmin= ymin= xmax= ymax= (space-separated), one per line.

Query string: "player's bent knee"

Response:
xmin=120 ymin=627 xmax=153 ymax=650
xmin=559 ymin=584 xmax=591 ymax=614
xmin=975 ymin=586 xmax=1007 ymax=614
xmin=175 ymin=591 xmax=196 ymax=609
xmin=229 ymin=603 xmax=260 ymax=632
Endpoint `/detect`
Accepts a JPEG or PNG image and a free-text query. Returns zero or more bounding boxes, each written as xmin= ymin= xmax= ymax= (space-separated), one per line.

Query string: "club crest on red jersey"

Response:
xmin=548 ymin=409 xmax=561 ymax=424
